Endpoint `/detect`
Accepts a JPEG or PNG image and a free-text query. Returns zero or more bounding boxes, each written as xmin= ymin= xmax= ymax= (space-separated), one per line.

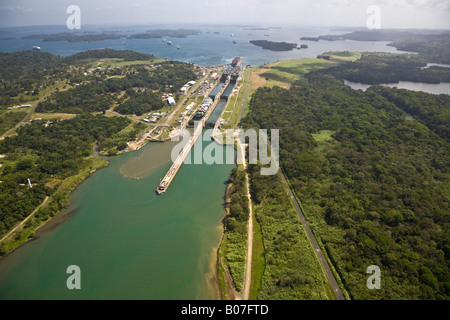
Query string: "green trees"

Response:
xmin=115 ymin=90 xmax=165 ymax=116
xmin=243 ymin=74 xmax=450 ymax=299
xmin=223 ymin=167 xmax=250 ymax=291
xmin=0 ymin=114 xmax=130 ymax=241
xmin=316 ymin=53 xmax=450 ymax=84
xmin=247 ymin=164 xmax=329 ymax=299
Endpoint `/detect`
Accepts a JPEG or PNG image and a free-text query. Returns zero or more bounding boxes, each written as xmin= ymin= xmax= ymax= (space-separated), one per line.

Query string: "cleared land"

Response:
xmin=318 ymin=51 xmax=362 ymax=62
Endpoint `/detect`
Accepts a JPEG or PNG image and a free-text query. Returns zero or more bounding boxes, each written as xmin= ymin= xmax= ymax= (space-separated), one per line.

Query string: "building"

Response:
xmin=167 ymin=97 xmax=176 ymax=106
xmin=187 ymin=81 xmax=196 ymax=86
xmin=20 ymin=104 xmax=32 ymax=108
xmin=185 ymin=103 xmax=195 ymax=111
xmin=180 ymin=86 xmax=189 ymax=95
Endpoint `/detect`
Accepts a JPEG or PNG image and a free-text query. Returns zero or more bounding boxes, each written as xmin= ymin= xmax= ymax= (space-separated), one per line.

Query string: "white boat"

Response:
xmin=32 ymin=46 xmax=41 ymax=51
xmin=162 ymin=38 xmax=166 ymax=42
xmin=167 ymin=41 xmax=172 ymax=45
xmin=177 ymin=45 xmax=181 ymax=49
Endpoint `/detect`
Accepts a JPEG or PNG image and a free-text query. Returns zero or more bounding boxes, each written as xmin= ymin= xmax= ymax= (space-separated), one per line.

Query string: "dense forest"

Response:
xmin=115 ymin=89 xmax=165 ymax=116
xmin=36 ymin=81 xmax=116 ymax=113
xmin=0 ymin=114 xmax=131 ymax=248
xmin=316 ymin=53 xmax=450 ymax=84
xmin=34 ymin=58 xmax=195 ymax=114
xmin=249 ymin=40 xmax=298 ymax=51
xmin=312 ymin=30 xmax=450 ymax=63
xmin=242 ymin=74 xmax=450 ymax=299
xmin=369 ymin=86 xmax=450 ymax=141
xmin=66 ymin=49 xmax=156 ymax=63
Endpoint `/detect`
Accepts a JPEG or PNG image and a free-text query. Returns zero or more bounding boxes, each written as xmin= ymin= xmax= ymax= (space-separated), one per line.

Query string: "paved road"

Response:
xmin=240 ymin=70 xmax=252 ymax=120
xmin=0 ymin=82 xmax=66 ymax=140
xmin=279 ymin=172 xmax=344 ymax=300
xmin=239 ymin=138 xmax=253 ymax=300
xmin=0 ymin=196 xmax=49 ymax=244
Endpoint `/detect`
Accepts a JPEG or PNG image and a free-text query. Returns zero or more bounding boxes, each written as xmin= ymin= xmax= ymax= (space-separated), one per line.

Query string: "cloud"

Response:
xmin=0 ymin=0 xmax=449 ymax=28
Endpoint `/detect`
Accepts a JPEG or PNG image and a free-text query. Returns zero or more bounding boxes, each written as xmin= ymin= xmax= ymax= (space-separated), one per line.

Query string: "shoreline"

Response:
xmin=214 ymin=137 xmax=241 ymax=300
xmin=0 ymin=156 xmax=110 ymax=260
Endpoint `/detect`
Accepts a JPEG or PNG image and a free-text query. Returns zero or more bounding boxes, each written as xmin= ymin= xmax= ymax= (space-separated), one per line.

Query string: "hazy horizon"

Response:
xmin=1 ymin=0 xmax=449 ymax=29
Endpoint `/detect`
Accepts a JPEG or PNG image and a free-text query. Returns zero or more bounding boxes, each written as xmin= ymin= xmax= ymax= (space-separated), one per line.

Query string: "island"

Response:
xmin=249 ymin=40 xmax=298 ymax=51
xmin=22 ymin=32 xmax=125 ymax=42
xmin=127 ymin=29 xmax=201 ymax=39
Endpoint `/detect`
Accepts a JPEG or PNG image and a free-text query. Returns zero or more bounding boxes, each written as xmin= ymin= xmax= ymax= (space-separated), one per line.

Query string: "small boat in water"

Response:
xmin=32 ymin=46 xmax=41 ymax=51
xmin=167 ymin=41 xmax=172 ymax=45
xmin=177 ymin=45 xmax=181 ymax=49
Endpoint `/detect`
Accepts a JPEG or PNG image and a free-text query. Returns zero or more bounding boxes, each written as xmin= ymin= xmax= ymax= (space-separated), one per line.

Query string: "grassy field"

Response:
xmin=248 ymin=213 xmax=265 ymax=300
xmin=311 ymin=130 xmax=335 ymax=142
xmin=31 ymin=113 xmax=77 ymax=121
xmin=261 ymin=58 xmax=335 ymax=84
xmin=93 ymin=57 xmax=167 ymax=68
xmin=240 ymin=59 xmax=335 ymax=122
xmin=221 ymin=68 xmax=252 ymax=129
xmin=319 ymin=51 xmax=362 ymax=62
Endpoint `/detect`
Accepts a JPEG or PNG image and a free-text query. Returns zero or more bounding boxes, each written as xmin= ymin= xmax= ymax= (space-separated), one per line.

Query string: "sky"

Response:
xmin=0 ymin=0 xmax=449 ymax=29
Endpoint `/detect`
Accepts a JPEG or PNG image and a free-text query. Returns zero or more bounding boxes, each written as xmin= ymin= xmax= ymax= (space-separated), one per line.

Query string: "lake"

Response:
xmin=344 ymin=80 xmax=450 ymax=95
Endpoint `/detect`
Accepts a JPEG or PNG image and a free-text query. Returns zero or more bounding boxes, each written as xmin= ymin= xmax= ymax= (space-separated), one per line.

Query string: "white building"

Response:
xmin=167 ymin=97 xmax=176 ymax=106
xmin=185 ymin=103 xmax=195 ymax=111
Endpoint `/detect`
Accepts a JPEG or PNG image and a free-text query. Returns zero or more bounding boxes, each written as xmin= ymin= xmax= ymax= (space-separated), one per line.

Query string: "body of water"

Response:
xmin=0 ymin=23 xmax=440 ymax=299
xmin=344 ymin=79 xmax=450 ymax=95
xmin=0 ymin=133 xmax=235 ymax=299
xmin=0 ymin=24 xmax=407 ymax=66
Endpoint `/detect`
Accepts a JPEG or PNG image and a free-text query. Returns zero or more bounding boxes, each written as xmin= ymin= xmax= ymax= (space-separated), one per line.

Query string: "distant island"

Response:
xmin=249 ymin=40 xmax=297 ymax=51
xmin=127 ymin=29 xmax=201 ymax=39
xmin=300 ymin=36 xmax=320 ymax=42
xmin=22 ymin=32 xmax=124 ymax=42
xmin=244 ymin=27 xmax=269 ymax=31
xmin=302 ymin=29 xmax=450 ymax=63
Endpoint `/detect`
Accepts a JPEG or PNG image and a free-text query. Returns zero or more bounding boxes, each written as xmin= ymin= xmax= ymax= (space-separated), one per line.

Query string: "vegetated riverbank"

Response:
xmin=218 ymin=165 xmax=249 ymax=299
xmin=0 ymin=114 xmax=131 ymax=256
xmin=0 ymin=156 xmax=108 ymax=257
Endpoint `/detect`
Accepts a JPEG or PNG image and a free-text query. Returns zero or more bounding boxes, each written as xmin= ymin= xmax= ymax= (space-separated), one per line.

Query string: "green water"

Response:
xmin=0 ymin=132 xmax=235 ymax=299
